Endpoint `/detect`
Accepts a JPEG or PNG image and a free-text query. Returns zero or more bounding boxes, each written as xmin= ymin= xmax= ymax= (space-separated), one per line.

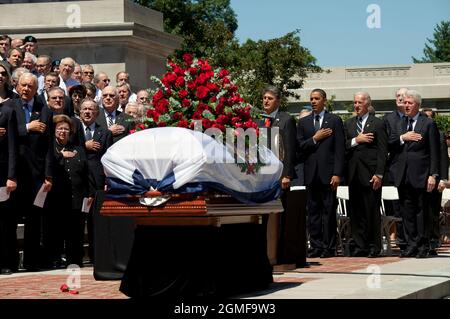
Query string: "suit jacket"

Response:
xmin=344 ymin=114 xmax=388 ymax=186
xmin=390 ymin=113 xmax=440 ymax=188
xmin=0 ymin=102 xmax=18 ymax=183
xmin=259 ymin=111 xmax=298 ymax=179
xmin=96 ymin=108 xmax=133 ymax=144
xmin=48 ymin=142 xmax=92 ymax=210
xmin=297 ymin=111 xmax=345 ymax=185
xmin=37 ymin=91 xmax=73 ymax=117
xmin=6 ymin=96 xmax=54 ymax=180
xmin=383 ymin=110 xmax=404 ymax=182
xmin=72 ymin=117 xmax=113 ymax=190
xmin=439 ymin=131 xmax=449 ymax=182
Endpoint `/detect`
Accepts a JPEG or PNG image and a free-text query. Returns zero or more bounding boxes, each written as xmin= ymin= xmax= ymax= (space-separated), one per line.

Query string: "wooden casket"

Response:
xmin=100 ymin=191 xmax=283 ymax=298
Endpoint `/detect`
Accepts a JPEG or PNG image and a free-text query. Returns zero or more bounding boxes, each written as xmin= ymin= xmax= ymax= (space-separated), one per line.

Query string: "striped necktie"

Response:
xmin=107 ymin=113 xmax=114 ymax=127
xmin=356 ymin=117 xmax=363 ymax=134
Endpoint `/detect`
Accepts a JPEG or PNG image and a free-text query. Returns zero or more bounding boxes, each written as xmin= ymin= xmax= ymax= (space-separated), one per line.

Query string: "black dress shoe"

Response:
xmin=416 ymin=250 xmax=429 ymax=259
xmin=0 ymin=268 xmax=13 ymax=275
xmin=368 ymin=251 xmax=380 ymax=258
xmin=308 ymin=249 xmax=322 ymax=258
xmin=428 ymin=249 xmax=438 ymax=256
xmin=400 ymin=247 xmax=418 ymax=258
xmin=320 ymin=251 xmax=335 ymax=258
xmin=352 ymin=250 xmax=369 ymax=257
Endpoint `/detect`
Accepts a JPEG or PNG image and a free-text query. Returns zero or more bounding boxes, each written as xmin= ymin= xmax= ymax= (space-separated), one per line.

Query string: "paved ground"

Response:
xmin=1 ymin=244 xmax=449 ymax=299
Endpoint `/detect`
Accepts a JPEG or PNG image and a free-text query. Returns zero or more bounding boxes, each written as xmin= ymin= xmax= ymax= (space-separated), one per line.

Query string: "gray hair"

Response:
xmin=404 ymin=89 xmax=422 ymax=106
xmin=80 ymin=98 xmax=99 ymax=112
xmin=262 ymin=85 xmax=282 ymax=100
xmin=24 ymin=52 xmax=37 ymax=63
xmin=395 ymin=87 xmax=409 ymax=97
xmin=12 ymin=67 xmax=30 ymax=82
xmin=47 ymin=86 xmax=65 ymax=97
xmin=354 ymin=91 xmax=372 ymax=106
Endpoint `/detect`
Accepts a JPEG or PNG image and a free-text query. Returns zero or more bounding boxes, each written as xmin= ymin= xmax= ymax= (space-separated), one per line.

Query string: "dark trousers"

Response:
xmin=349 ymin=180 xmax=382 ymax=254
xmin=306 ymin=177 xmax=337 ymax=253
xmin=429 ymin=188 xmax=442 ymax=249
xmin=278 ymin=189 xmax=307 ymax=266
xmin=398 ymin=183 xmax=430 ymax=252
xmin=0 ymin=201 xmax=18 ymax=270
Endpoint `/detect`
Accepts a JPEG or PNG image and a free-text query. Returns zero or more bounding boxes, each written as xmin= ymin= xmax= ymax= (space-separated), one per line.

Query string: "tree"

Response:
xmin=228 ymin=30 xmax=321 ymax=109
xmin=413 ymin=21 xmax=450 ymax=63
xmin=134 ymin=0 xmax=237 ymax=59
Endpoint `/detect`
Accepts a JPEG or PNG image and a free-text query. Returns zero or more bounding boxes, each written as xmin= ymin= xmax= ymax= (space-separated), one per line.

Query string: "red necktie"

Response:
xmin=264 ymin=118 xmax=271 ymax=128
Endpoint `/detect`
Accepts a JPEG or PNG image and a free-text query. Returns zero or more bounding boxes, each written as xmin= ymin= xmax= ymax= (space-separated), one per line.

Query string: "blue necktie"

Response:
xmin=407 ymin=118 xmax=414 ymax=132
xmin=356 ymin=117 xmax=363 ymax=134
xmin=23 ymin=103 xmax=31 ymax=124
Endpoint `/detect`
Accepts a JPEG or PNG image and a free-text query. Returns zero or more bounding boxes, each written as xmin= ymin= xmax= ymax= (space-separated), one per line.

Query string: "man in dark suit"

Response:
xmin=260 ymin=85 xmax=303 ymax=266
xmin=383 ymin=87 xmax=408 ymax=251
xmin=96 ymin=86 xmax=133 ymax=144
xmin=423 ymin=108 xmax=448 ymax=255
xmin=344 ymin=92 xmax=388 ymax=257
xmin=7 ymin=72 xmax=54 ymax=270
xmin=0 ymin=83 xmax=19 ymax=274
xmin=297 ymin=88 xmax=345 ymax=258
xmin=37 ymin=72 xmax=73 ymax=116
xmin=76 ymin=98 xmax=134 ymax=279
xmin=391 ymin=90 xmax=440 ymax=258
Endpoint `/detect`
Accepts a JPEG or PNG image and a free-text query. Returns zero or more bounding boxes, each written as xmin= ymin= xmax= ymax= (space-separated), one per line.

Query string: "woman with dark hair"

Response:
xmin=44 ymin=114 xmax=93 ymax=268
xmin=0 ymin=60 xmax=19 ymax=274
xmin=69 ymin=84 xmax=87 ymax=119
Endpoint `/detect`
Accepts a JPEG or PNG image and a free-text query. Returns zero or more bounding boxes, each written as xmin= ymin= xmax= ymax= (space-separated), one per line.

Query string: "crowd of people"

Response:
xmin=261 ymin=85 xmax=449 ymax=264
xmin=0 ymin=34 xmax=149 ymax=275
xmin=0 ymin=33 xmax=449 ymax=276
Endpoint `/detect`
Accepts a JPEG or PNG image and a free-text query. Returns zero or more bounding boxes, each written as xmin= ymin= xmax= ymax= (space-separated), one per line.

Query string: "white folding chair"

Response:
xmin=380 ymin=186 xmax=402 ymax=254
xmin=336 ymin=186 xmax=351 ymax=255
xmin=440 ymin=188 xmax=450 ymax=242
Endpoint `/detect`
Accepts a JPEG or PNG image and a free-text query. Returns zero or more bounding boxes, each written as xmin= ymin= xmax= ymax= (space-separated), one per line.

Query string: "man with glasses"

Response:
xmin=37 ymin=72 xmax=73 ymax=116
xmin=81 ymin=65 xmax=95 ymax=83
xmin=136 ymin=89 xmax=150 ymax=106
xmin=96 ymin=86 xmax=132 ymax=144
xmin=46 ymin=87 xmax=66 ymax=115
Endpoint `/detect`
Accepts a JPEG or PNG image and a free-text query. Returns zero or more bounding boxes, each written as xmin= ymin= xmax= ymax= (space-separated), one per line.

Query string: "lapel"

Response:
xmin=14 ymin=99 xmax=26 ymax=124
xmin=364 ymin=114 xmax=374 ymax=132
xmin=322 ymin=111 xmax=330 ymax=129
xmin=93 ymin=123 xmax=103 ymax=141
xmin=414 ymin=113 xmax=426 ymax=134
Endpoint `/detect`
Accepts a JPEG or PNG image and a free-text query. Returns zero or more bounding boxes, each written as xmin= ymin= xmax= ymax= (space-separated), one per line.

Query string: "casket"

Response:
xmin=100 ymin=191 xmax=282 ymax=227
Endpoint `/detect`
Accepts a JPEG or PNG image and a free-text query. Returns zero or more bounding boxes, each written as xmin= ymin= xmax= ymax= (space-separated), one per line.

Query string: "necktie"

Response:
xmin=314 ymin=114 xmax=320 ymax=132
xmin=264 ymin=117 xmax=271 ymax=128
xmin=407 ymin=118 xmax=414 ymax=132
xmin=85 ymin=126 xmax=93 ymax=140
xmin=107 ymin=113 xmax=114 ymax=127
xmin=23 ymin=103 xmax=31 ymax=124
xmin=356 ymin=117 xmax=363 ymax=134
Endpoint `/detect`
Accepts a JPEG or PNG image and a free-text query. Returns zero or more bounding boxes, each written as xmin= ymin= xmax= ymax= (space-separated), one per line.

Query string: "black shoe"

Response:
xmin=320 ymin=251 xmax=335 ymax=258
xmin=416 ymin=249 xmax=429 ymax=259
xmin=352 ymin=249 xmax=369 ymax=257
xmin=428 ymin=249 xmax=438 ymax=256
xmin=400 ymin=247 xmax=417 ymax=258
xmin=308 ymin=249 xmax=322 ymax=258
xmin=0 ymin=268 xmax=13 ymax=275
xmin=368 ymin=251 xmax=380 ymax=258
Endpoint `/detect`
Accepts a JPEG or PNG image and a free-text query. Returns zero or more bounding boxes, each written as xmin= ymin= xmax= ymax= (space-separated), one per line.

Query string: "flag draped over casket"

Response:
xmin=101 ymin=127 xmax=283 ymax=203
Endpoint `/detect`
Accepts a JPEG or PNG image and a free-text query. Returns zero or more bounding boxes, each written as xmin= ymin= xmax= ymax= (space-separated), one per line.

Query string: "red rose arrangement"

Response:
xmin=132 ymin=54 xmax=265 ymax=174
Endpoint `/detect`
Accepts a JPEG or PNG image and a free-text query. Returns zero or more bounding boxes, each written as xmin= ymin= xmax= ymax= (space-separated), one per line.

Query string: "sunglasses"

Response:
xmin=83 ymin=71 xmax=94 ymax=75
xmin=50 ymin=96 xmax=64 ymax=100
xmin=102 ymin=93 xmax=116 ymax=98
xmin=0 ymin=71 xmax=7 ymax=76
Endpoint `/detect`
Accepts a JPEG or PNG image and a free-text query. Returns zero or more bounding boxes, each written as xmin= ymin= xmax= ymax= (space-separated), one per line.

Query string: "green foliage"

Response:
xmin=435 ymin=114 xmax=450 ymax=132
xmin=413 ymin=21 xmax=450 ymax=63
xmin=134 ymin=0 xmax=238 ymax=59
xmin=325 ymin=94 xmax=336 ymax=113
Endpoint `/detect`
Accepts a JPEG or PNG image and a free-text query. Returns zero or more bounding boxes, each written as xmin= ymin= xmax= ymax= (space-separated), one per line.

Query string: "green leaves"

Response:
xmin=413 ymin=21 xmax=450 ymax=63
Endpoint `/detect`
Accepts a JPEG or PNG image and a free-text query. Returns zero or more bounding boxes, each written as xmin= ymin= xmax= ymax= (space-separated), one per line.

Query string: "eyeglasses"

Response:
xmin=102 ymin=93 xmax=116 ymax=98
xmin=0 ymin=71 xmax=7 ymax=76
xmin=50 ymin=96 xmax=64 ymax=100
xmin=102 ymin=79 xmax=111 ymax=83
xmin=83 ymin=71 xmax=94 ymax=75
xmin=56 ymin=128 xmax=70 ymax=132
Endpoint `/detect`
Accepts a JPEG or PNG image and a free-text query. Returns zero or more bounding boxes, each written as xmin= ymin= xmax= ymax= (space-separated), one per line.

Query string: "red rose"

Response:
xmin=162 ymin=72 xmax=177 ymax=86
xmin=206 ymin=82 xmax=218 ymax=92
xmin=156 ymin=99 xmax=169 ymax=114
xmin=182 ymin=99 xmax=191 ymax=107
xmin=219 ymin=68 xmax=230 ymax=78
xmin=202 ymin=118 xmax=212 ymax=129
xmin=60 ymin=284 xmax=69 ymax=292
xmin=172 ymin=112 xmax=183 ymax=121
xmin=152 ymin=90 xmax=164 ymax=104
xmin=177 ymin=119 xmax=189 ymax=128
xmin=157 ymin=121 xmax=167 ymax=127
xmin=173 ymin=65 xmax=185 ymax=76
xmin=189 ymin=67 xmax=199 ymax=75
xmin=187 ymin=80 xmax=197 ymax=91
xmin=69 ymin=290 xmax=79 ymax=295
xmin=175 ymin=76 xmax=185 ymax=87
xmin=195 ymin=86 xmax=210 ymax=100
xmin=192 ymin=111 xmax=203 ymax=120
xmin=215 ymin=103 xmax=225 ymax=115
xmin=212 ymin=123 xmax=225 ymax=132
xmin=183 ymin=53 xmax=193 ymax=65
xmin=178 ymin=90 xmax=188 ymax=99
